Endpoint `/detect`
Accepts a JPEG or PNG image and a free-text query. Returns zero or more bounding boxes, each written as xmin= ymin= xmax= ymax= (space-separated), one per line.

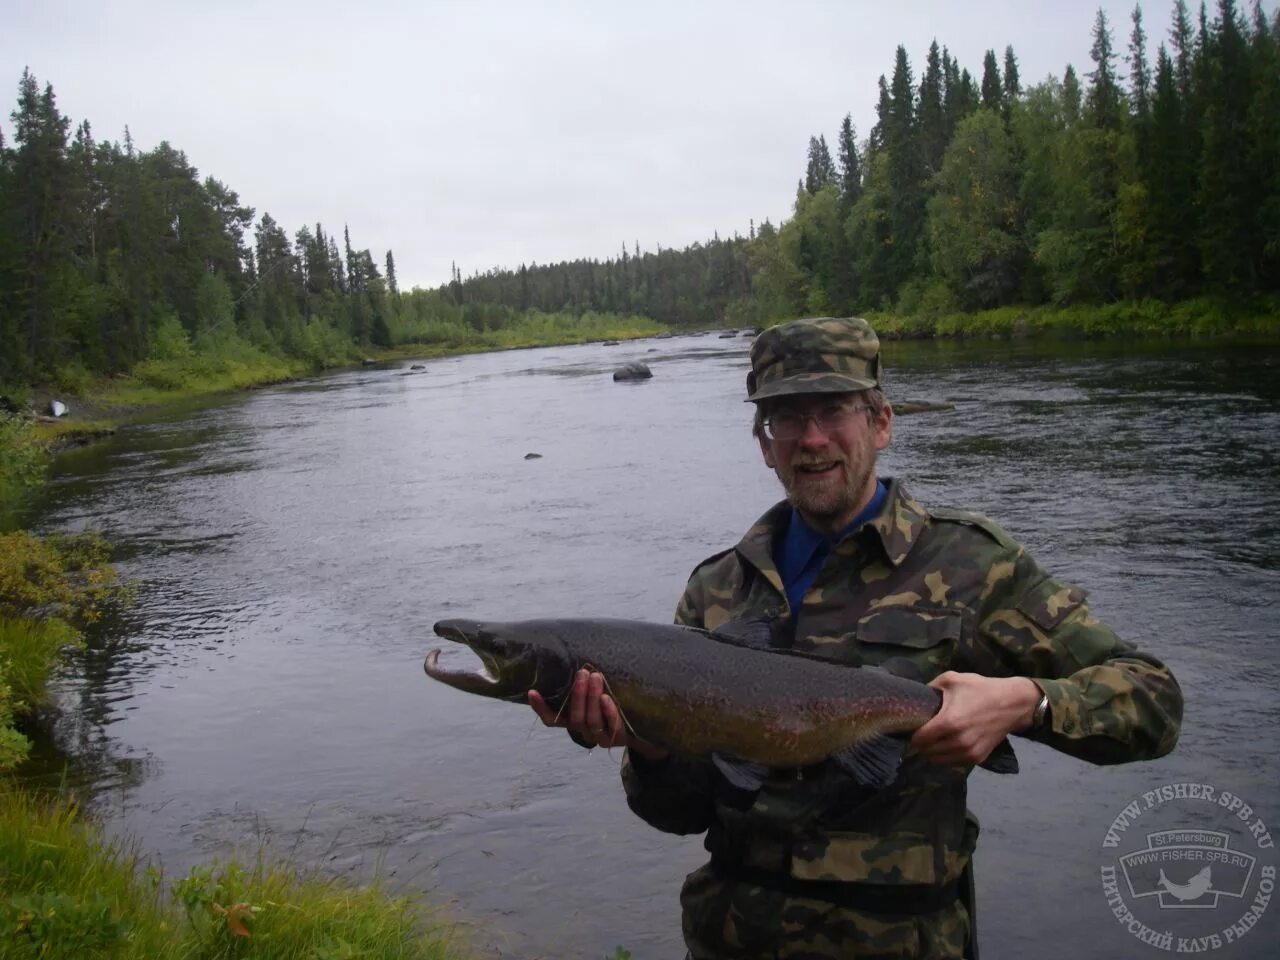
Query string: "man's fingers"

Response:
xmin=601 ymin=694 xmax=624 ymax=747
xmin=568 ymin=669 xmax=588 ymax=728
xmin=585 ymin=672 xmax=607 ymax=736
xmin=528 ymin=690 xmax=559 ymax=727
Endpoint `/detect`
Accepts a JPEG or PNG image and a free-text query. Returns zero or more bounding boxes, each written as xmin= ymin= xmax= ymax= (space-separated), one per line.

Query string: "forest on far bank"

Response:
xmin=1 ymin=0 xmax=1277 ymax=388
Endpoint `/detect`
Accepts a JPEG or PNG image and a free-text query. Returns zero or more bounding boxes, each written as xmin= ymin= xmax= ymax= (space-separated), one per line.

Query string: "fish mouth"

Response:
xmin=424 ymin=621 xmax=506 ymax=695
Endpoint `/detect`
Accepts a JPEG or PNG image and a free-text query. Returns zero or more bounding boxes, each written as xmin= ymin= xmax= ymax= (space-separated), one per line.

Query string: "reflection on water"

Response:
xmin=24 ymin=334 xmax=1280 ymax=958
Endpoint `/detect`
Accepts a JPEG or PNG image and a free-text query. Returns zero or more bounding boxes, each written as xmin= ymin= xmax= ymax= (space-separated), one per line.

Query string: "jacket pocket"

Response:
xmin=853 ymin=606 xmax=965 ymax=677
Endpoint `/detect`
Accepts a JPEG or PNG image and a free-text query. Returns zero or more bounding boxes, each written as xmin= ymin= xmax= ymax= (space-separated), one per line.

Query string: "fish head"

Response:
xmin=426 ymin=618 xmax=571 ymax=702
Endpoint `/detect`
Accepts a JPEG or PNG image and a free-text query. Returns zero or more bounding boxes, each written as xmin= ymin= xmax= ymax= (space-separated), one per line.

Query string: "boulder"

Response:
xmin=892 ymin=400 xmax=956 ymax=415
xmin=612 ymin=362 xmax=653 ymax=382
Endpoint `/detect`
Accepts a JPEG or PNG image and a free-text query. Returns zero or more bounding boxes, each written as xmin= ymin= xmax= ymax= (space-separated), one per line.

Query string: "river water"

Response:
xmin=24 ymin=333 xmax=1280 ymax=959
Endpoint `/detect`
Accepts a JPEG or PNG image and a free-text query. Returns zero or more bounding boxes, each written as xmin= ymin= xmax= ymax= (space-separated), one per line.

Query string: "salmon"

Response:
xmin=425 ymin=617 xmax=1017 ymax=787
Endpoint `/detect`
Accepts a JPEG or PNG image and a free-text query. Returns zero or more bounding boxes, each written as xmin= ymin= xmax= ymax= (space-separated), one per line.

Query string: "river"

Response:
xmin=24 ymin=332 xmax=1280 ymax=958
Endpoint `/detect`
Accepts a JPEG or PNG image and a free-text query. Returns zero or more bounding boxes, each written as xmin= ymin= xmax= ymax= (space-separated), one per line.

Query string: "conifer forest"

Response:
xmin=1 ymin=0 xmax=1277 ymax=386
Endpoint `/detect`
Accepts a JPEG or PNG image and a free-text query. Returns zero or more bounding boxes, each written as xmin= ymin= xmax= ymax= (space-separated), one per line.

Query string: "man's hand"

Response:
xmin=528 ymin=668 xmax=669 ymax=761
xmin=909 ymin=672 xmax=1042 ymax=768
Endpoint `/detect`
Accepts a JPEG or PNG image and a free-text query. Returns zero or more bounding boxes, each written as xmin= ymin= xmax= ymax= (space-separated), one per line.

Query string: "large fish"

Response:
xmin=425 ymin=616 xmax=1017 ymax=788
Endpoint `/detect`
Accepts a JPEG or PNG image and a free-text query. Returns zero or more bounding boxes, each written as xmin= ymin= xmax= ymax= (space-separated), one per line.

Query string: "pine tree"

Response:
xmin=385 ymin=249 xmax=399 ymax=299
xmin=883 ymin=45 xmax=926 ymax=297
xmin=981 ymin=50 xmax=1004 ymax=111
xmin=1087 ymin=9 xmax=1126 ymax=130
xmin=7 ymin=71 xmax=75 ymax=375
xmin=1198 ymin=0 xmax=1256 ymax=288
xmin=919 ymin=41 xmax=947 ymax=176
xmin=1063 ymin=64 xmax=1083 ymax=126
xmin=1128 ymin=5 xmax=1153 ymax=124
xmin=1003 ymin=45 xmax=1021 ymax=101
xmin=804 ymin=135 xmax=836 ymax=194
xmin=836 ymin=114 xmax=862 ymax=211
xmin=1246 ymin=0 xmax=1280 ymax=287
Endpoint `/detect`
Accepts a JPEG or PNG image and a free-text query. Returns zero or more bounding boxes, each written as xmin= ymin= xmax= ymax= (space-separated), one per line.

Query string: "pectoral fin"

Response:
xmin=978 ymin=737 xmax=1019 ymax=774
xmin=712 ymin=754 xmax=771 ymax=792
xmin=832 ymin=734 xmax=909 ymax=788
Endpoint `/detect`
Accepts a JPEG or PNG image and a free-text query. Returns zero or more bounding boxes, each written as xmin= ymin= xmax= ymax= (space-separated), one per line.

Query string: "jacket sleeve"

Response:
xmin=618 ymin=579 xmax=718 ymax=835
xmin=974 ymin=547 xmax=1183 ymax=764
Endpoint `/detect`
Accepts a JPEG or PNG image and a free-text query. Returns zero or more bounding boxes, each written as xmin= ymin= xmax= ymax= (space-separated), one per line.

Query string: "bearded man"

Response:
xmin=531 ymin=316 xmax=1182 ymax=959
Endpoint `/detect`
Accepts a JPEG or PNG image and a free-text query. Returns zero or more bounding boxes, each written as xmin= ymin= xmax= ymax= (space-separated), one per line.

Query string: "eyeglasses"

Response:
xmin=762 ymin=401 xmax=870 ymax=441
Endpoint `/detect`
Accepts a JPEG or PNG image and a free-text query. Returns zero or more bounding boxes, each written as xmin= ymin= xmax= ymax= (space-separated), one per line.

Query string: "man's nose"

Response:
xmin=797 ymin=414 xmax=828 ymax=445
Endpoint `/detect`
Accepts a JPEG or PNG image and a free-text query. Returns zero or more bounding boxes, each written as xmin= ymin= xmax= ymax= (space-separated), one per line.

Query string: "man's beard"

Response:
xmin=777 ymin=444 xmax=877 ymax=530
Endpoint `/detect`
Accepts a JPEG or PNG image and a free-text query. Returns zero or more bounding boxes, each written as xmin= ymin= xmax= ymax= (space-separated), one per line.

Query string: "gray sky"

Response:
xmin=3 ymin=0 xmax=1261 ymax=290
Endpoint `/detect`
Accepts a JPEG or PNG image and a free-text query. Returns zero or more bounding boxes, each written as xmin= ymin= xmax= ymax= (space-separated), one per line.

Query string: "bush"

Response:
xmin=0 ymin=415 xmax=48 ymax=524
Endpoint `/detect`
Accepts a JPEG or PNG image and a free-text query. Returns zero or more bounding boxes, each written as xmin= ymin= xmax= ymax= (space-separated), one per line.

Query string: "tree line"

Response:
xmin=0 ymin=64 xmax=417 ymax=385
xmin=453 ymin=0 xmax=1278 ymax=323
xmin=2 ymin=0 xmax=1276 ymax=387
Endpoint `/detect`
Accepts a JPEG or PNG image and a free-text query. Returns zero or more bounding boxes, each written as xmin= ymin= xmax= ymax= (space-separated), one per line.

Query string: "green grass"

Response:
xmin=0 ymin=788 xmax=470 ymax=959
xmin=868 ymin=296 xmax=1280 ymax=340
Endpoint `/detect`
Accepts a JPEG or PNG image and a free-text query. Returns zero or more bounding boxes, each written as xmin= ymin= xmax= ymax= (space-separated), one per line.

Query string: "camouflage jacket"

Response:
xmin=621 ymin=478 xmax=1182 ymax=959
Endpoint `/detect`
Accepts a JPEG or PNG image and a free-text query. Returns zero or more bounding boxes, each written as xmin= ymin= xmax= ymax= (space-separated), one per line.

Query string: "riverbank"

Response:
xmin=867 ymin=296 xmax=1280 ymax=340
xmin=19 ymin=313 xmax=665 ymax=453
xmin=1 ymin=787 xmax=467 ymax=959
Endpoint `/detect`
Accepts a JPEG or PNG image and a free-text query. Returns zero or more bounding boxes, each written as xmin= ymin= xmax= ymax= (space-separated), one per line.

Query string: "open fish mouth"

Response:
xmin=424 ymin=622 xmax=504 ymax=693
xmin=423 ymin=648 xmax=503 ymax=689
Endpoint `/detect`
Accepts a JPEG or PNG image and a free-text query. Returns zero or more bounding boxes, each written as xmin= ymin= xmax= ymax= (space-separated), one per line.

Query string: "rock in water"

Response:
xmin=613 ymin=362 xmax=653 ymax=382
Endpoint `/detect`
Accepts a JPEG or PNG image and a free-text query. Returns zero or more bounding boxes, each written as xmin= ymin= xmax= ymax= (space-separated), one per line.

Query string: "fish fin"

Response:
xmin=712 ymin=754 xmax=771 ymax=792
xmin=873 ymin=657 xmax=926 ymax=683
xmin=832 ymin=734 xmax=908 ymax=788
xmin=708 ymin=618 xmax=782 ymax=651
xmin=978 ymin=737 xmax=1019 ymax=774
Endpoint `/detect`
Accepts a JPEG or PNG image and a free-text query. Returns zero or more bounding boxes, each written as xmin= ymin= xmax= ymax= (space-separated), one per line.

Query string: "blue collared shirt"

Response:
xmin=777 ymin=479 xmax=887 ymax=619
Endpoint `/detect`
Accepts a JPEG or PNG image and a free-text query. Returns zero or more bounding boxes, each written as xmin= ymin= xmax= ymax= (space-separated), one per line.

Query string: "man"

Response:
xmin=530 ymin=317 xmax=1182 ymax=959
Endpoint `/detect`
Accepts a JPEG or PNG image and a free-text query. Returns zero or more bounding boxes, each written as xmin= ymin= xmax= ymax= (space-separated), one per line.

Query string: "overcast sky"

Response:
xmin=4 ymin=1 xmax=1269 ymax=289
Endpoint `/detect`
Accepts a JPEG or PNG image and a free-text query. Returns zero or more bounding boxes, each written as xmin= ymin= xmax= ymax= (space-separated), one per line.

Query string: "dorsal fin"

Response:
xmin=708 ymin=617 xmax=781 ymax=650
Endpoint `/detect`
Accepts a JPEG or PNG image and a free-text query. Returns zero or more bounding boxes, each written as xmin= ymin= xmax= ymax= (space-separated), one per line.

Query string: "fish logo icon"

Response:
xmin=1119 ymin=831 xmax=1255 ymax=910
xmin=1158 ymin=866 xmax=1214 ymax=903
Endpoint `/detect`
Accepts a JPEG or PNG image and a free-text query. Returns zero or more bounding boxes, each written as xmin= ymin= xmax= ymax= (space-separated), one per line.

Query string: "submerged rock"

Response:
xmin=892 ymin=400 xmax=956 ymax=415
xmin=613 ymin=362 xmax=653 ymax=382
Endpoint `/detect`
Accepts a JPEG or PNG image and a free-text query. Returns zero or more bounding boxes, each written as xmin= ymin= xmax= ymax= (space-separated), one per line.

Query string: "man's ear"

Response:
xmin=758 ymin=432 xmax=776 ymax=469
xmin=874 ymin=402 xmax=893 ymax=451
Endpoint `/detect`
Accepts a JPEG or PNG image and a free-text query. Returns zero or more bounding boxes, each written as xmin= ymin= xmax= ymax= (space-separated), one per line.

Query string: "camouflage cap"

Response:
xmin=745 ymin=316 xmax=881 ymax=403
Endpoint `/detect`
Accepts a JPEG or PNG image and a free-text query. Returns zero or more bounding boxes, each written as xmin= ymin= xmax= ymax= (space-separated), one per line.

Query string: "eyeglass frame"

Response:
xmin=760 ymin=398 xmax=872 ymax=441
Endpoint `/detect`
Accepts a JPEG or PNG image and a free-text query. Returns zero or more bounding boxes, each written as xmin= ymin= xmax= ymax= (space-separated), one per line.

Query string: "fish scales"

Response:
xmin=426 ymin=617 xmax=941 ymax=769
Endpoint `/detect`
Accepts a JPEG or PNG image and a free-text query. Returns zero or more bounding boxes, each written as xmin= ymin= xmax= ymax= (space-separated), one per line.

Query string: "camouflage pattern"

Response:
xmin=622 ymin=478 xmax=1182 ymax=959
xmin=746 ymin=317 xmax=881 ymax=403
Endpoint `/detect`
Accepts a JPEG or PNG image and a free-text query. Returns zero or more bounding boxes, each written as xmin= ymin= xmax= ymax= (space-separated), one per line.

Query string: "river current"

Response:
xmin=25 ymin=333 xmax=1280 ymax=958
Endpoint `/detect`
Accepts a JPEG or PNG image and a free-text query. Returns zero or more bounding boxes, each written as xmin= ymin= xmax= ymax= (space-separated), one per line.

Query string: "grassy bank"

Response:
xmin=7 ymin=310 xmax=664 ymax=452
xmin=866 ymin=297 xmax=1280 ymax=340
xmin=1 ymin=788 xmax=465 ymax=959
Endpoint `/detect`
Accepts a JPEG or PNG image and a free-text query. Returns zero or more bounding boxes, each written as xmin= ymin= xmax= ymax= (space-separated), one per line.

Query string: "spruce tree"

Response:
xmin=836 ymin=114 xmax=862 ymax=211
xmin=981 ymin=50 xmax=1004 ymax=111
xmin=919 ymin=41 xmax=947 ymax=176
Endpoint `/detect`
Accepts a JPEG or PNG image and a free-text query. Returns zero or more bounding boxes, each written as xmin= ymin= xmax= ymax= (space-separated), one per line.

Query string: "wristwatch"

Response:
xmin=1031 ymin=688 xmax=1050 ymax=730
